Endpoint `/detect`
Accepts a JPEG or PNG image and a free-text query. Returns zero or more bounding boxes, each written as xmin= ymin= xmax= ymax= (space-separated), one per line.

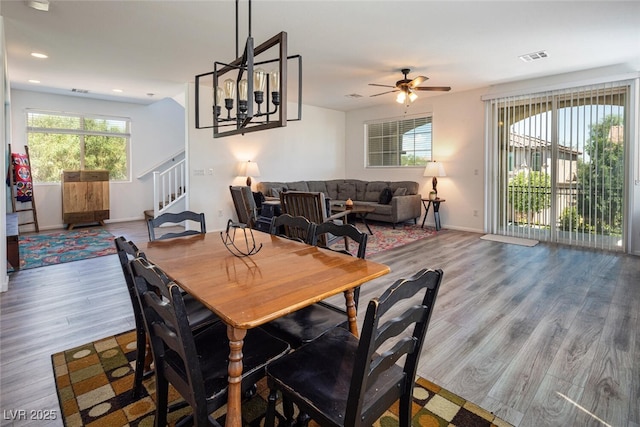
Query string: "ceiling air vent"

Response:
xmin=345 ymin=93 xmax=363 ymax=99
xmin=71 ymin=88 xmax=89 ymax=94
xmin=519 ymin=51 xmax=548 ymax=63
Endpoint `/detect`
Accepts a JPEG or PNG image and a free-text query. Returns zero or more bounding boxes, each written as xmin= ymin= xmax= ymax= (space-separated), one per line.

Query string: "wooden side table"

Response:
xmin=421 ymin=198 xmax=445 ymax=231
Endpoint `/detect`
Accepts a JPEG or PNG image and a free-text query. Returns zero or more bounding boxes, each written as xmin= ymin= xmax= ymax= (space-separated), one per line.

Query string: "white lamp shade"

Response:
xmin=423 ymin=161 xmax=446 ymax=177
xmin=245 ymin=161 xmax=261 ymax=177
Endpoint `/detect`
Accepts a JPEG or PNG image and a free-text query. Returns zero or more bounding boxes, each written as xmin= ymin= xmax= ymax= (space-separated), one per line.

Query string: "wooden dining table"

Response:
xmin=140 ymin=229 xmax=390 ymax=427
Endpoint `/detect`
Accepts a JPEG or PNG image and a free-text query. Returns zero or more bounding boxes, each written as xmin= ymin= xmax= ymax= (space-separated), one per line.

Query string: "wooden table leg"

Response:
xmin=226 ymin=325 xmax=247 ymax=427
xmin=344 ymin=288 xmax=358 ymax=337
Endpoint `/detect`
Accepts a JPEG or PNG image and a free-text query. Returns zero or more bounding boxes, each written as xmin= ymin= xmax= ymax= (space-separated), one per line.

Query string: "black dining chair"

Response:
xmin=130 ymin=257 xmax=290 ymax=427
xmin=260 ymin=222 xmax=368 ymax=348
xmin=269 ymin=213 xmax=316 ymax=244
xmin=265 ymin=268 xmax=443 ymax=427
xmin=114 ymin=236 xmax=219 ymax=398
xmin=147 ymin=210 xmax=206 ymax=241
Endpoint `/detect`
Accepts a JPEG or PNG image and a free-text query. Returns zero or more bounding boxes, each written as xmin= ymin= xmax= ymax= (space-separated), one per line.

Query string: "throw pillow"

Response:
xmin=394 ymin=187 xmax=407 ymax=197
xmin=378 ymin=187 xmax=393 ymax=205
xmin=271 ymin=187 xmax=286 ymax=198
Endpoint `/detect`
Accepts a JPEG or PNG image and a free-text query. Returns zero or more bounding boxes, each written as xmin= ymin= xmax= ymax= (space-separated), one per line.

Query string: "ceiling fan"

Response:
xmin=369 ymin=68 xmax=451 ymax=104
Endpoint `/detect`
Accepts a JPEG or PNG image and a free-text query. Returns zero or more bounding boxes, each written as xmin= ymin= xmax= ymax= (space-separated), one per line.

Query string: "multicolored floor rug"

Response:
xmin=330 ymin=221 xmax=439 ymax=257
xmin=52 ymin=330 xmax=513 ymax=427
xmin=15 ymin=228 xmax=116 ymax=271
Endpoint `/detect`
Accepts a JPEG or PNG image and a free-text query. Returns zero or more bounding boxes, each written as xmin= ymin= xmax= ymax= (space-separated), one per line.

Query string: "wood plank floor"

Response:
xmin=1 ymin=221 xmax=638 ymax=426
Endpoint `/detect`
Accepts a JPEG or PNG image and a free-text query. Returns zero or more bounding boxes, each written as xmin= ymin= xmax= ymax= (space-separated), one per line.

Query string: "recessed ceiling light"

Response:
xmin=28 ymin=79 xmax=40 ymax=84
xmin=112 ymin=89 xmax=123 ymax=93
xmin=31 ymin=52 xmax=48 ymax=59
xmin=519 ymin=51 xmax=548 ymax=63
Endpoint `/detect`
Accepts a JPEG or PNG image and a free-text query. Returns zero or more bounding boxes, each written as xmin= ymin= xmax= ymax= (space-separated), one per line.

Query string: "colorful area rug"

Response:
xmin=331 ymin=221 xmax=439 ymax=257
xmin=52 ymin=330 xmax=513 ymax=427
xmin=14 ymin=229 xmax=116 ymax=271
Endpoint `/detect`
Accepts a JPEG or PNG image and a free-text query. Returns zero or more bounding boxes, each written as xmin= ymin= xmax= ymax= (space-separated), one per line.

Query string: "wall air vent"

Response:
xmin=71 ymin=88 xmax=89 ymax=93
xmin=519 ymin=51 xmax=548 ymax=63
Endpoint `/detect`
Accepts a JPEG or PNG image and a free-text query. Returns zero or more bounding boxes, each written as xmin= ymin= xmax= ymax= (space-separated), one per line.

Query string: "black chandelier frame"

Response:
xmin=195 ymin=0 xmax=302 ymax=138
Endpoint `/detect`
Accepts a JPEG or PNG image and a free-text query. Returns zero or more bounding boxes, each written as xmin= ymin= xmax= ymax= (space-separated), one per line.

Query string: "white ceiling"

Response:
xmin=2 ymin=0 xmax=639 ymax=111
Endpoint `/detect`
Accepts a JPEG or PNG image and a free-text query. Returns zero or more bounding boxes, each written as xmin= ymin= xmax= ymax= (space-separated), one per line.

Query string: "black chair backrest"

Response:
xmin=346 ymin=268 xmax=443 ymax=426
xmin=130 ymin=257 xmax=209 ymax=417
xmin=147 ymin=210 xmax=206 ymax=241
xmin=270 ymin=214 xmax=316 ymax=244
xmin=313 ymin=221 xmax=368 ymax=259
xmin=114 ymin=236 xmax=147 ymax=317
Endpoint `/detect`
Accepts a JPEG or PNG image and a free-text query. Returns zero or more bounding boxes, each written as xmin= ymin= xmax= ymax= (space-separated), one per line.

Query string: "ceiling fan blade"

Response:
xmin=370 ymin=90 xmax=398 ymax=97
xmin=368 ymin=83 xmax=396 ymax=88
xmin=414 ymin=86 xmax=452 ymax=92
xmin=408 ymin=75 xmax=428 ymax=88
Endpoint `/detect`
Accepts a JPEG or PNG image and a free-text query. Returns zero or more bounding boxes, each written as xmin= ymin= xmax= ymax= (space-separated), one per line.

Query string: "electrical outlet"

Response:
xmin=473 ymin=210 xmax=478 ymax=217
xmin=218 ymin=209 xmax=223 ymax=217
xmin=208 ymin=168 xmax=214 ymax=175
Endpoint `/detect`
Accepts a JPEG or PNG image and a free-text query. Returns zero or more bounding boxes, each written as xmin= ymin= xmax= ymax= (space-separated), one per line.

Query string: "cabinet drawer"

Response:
xmin=94 ymin=210 xmax=110 ymax=221
xmin=62 ymin=171 xmax=82 ymax=182
xmin=81 ymin=170 xmax=109 ymax=182
xmin=64 ymin=212 xmax=96 ymax=224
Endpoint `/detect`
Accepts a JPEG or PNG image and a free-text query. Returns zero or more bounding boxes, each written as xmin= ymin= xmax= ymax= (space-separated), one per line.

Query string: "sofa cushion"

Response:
xmin=337 ymin=182 xmax=356 ymax=200
xmin=307 ymin=180 xmax=329 ymax=196
xmin=378 ymin=187 xmax=393 ymax=204
xmin=324 ymin=180 xmax=341 ymax=200
xmin=286 ymin=181 xmax=310 ymax=192
xmin=394 ymin=187 xmax=407 ymax=197
xmin=364 ymin=181 xmax=389 ymax=202
xmin=390 ymin=181 xmax=419 ymax=195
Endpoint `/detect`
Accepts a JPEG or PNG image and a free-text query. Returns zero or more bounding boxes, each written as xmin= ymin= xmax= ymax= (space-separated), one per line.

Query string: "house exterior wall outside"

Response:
xmin=8 ymin=90 xmax=185 ymax=230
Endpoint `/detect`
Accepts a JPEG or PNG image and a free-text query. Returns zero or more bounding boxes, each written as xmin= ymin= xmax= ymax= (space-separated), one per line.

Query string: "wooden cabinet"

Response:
xmin=62 ymin=170 xmax=110 ymax=229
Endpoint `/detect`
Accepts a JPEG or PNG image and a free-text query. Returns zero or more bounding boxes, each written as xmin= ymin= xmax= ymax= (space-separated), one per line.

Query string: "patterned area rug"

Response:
xmin=15 ymin=228 xmax=116 ymax=270
xmin=330 ymin=221 xmax=439 ymax=257
xmin=52 ymin=330 xmax=513 ymax=427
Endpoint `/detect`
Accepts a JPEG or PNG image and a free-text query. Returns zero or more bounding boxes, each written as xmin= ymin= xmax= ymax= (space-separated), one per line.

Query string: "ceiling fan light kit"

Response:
xmin=370 ymin=68 xmax=451 ymax=106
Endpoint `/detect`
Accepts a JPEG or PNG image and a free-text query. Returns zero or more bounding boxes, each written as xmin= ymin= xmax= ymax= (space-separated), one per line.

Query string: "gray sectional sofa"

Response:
xmin=256 ymin=179 xmax=422 ymax=227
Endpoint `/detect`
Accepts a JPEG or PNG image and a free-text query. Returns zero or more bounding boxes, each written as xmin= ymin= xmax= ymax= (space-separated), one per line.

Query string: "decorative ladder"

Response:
xmin=8 ymin=144 xmax=39 ymax=232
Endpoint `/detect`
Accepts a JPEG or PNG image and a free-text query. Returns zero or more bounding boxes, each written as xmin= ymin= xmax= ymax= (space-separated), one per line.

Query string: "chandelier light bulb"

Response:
xmin=223 ymin=78 xmax=236 ymax=100
xmin=408 ymin=91 xmax=418 ymax=102
xmin=238 ymin=79 xmax=248 ymax=101
xmin=215 ymin=87 xmax=224 ymax=105
xmin=253 ymin=68 xmax=267 ymax=93
xmin=270 ymin=70 xmax=280 ymax=92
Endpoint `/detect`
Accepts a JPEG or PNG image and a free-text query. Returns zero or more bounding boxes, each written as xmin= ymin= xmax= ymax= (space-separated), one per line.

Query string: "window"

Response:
xmin=366 ymin=115 xmax=432 ymax=167
xmin=26 ymin=110 xmax=130 ymax=183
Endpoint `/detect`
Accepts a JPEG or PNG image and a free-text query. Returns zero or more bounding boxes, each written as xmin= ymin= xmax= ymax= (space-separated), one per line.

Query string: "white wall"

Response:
xmin=9 ymin=90 xmax=185 ymax=230
xmin=186 ymin=82 xmax=346 ymax=232
xmin=345 ymin=88 xmax=487 ymax=233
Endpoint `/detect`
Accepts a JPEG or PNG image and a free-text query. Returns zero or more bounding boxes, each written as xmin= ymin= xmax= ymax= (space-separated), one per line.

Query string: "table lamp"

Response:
xmin=423 ymin=161 xmax=446 ymax=199
xmin=244 ymin=161 xmax=261 ymax=187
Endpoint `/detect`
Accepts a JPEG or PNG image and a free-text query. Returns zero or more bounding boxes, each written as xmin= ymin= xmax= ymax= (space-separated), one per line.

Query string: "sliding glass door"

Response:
xmin=487 ymin=82 xmax=629 ymax=251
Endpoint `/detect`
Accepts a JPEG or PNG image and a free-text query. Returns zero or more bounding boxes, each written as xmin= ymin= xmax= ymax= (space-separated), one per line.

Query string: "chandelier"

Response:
xmin=195 ymin=0 xmax=302 ymax=138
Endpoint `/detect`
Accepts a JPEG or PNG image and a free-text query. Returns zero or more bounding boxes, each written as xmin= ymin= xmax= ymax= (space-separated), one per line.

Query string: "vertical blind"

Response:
xmin=486 ymin=81 xmax=629 ymax=251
